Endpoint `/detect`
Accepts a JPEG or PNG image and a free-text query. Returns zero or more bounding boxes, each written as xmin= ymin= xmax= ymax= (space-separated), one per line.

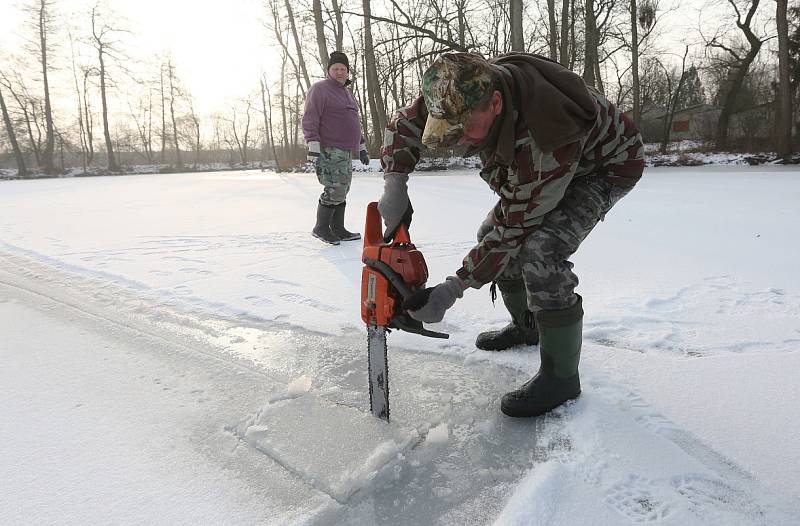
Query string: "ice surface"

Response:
xmin=239 ymin=395 xmax=420 ymax=501
xmin=2 ymin=166 xmax=799 ymax=524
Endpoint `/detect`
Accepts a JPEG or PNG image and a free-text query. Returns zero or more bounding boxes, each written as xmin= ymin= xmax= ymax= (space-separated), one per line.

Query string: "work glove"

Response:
xmin=378 ymin=171 xmax=413 ymax=242
xmin=404 ymin=276 xmax=467 ymax=324
xmin=359 ymin=149 xmax=370 ymax=166
xmin=307 ymin=141 xmax=321 ymax=163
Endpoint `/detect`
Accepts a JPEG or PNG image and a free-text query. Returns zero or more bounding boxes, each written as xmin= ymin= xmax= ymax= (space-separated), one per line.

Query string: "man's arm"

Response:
xmin=380 ymin=95 xmax=428 ymax=174
xmin=377 ymin=95 xmax=428 ymax=237
xmin=302 ymin=84 xmax=323 ymax=160
xmin=455 ymin=139 xmax=583 ymax=289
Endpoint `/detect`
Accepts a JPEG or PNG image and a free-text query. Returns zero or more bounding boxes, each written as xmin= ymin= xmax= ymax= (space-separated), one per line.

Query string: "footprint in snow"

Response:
xmin=247 ymin=273 xmax=301 ymax=288
xmin=605 ymin=474 xmax=672 ymax=522
xmin=671 ymin=474 xmax=761 ymax=519
xmin=279 ymin=293 xmax=341 ymax=313
xmin=244 ymin=295 xmax=273 ymax=307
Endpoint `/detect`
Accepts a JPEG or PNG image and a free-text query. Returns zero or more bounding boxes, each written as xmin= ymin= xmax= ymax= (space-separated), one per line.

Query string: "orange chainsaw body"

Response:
xmin=360 ymin=202 xmax=428 ymax=327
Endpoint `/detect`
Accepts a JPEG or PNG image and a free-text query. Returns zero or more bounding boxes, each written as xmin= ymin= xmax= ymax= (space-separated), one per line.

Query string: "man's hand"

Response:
xmin=404 ymin=277 xmax=466 ymax=323
xmin=359 ymin=149 xmax=370 ymax=166
xmin=307 ymin=141 xmax=321 ymax=163
xmin=378 ymin=172 xmax=413 ymax=241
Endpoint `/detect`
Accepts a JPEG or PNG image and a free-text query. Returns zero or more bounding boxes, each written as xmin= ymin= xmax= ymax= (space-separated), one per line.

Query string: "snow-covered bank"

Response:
xmin=1 ymin=165 xmax=799 ymax=524
xmin=2 ymin=143 xmax=796 ymax=181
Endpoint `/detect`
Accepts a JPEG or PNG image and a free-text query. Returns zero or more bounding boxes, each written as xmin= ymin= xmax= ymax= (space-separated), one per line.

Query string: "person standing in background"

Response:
xmin=302 ymin=51 xmax=370 ymax=245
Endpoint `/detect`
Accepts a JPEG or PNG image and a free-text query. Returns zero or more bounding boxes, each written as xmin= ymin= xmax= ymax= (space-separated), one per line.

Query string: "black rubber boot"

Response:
xmin=501 ymin=296 xmax=583 ymax=418
xmin=331 ymin=202 xmax=361 ymax=241
xmin=475 ymin=279 xmax=538 ymax=351
xmin=312 ymin=202 xmax=340 ymax=245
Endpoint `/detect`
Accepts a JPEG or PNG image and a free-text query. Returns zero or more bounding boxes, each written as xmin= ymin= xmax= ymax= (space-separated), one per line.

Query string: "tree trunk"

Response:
xmin=82 ymin=69 xmax=95 ymax=166
xmin=713 ymin=0 xmax=763 ymax=150
xmin=569 ymin=0 xmax=577 ymax=69
xmin=167 ymin=61 xmax=183 ymax=168
xmin=242 ymin=101 xmax=251 ymax=164
xmin=457 ymin=0 xmax=467 ymax=50
xmin=1 ymin=81 xmax=41 ymax=166
xmin=285 ymin=0 xmax=311 ymax=89
xmin=583 ymin=0 xmax=598 ymax=86
xmin=280 ymin=53 xmax=289 ymax=155
xmin=97 ymin=46 xmax=119 ymax=171
xmin=37 ymin=0 xmax=56 ymax=174
xmin=260 ymin=76 xmax=281 ymax=171
xmin=661 ymin=47 xmax=690 ymax=154
xmin=777 ymin=0 xmax=793 ymax=160
xmin=190 ymin=103 xmax=200 ymax=168
xmin=362 ymin=0 xmax=388 ymax=151
xmin=331 ymin=0 xmax=344 ymax=51
xmin=560 ymin=0 xmax=570 ymax=64
xmin=510 ymin=0 xmax=524 ymax=51
xmin=312 ymin=0 xmax=328 ymax=68
xmin=630 ymin=0 xmax=640 ymax=125
xmin=160 ymin=66 xmax=167 ymax=163
xmin=0 ymin=85 xmax=28 ymax=177
xmin=69 ymin=32 xmax=88 ymax=173
xmin=594 ymin=54 xmax=604 ymax=93
xmin=547 ymin=0 xmax=558 ymax=60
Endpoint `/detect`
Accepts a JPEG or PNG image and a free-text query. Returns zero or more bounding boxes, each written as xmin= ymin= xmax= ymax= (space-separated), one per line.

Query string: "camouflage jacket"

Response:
xmin=380 ymin=89 xmax=644 ymax=289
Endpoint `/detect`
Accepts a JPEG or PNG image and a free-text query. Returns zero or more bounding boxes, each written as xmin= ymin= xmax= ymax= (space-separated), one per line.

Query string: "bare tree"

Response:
xmin=68 ymin=31 xmax=92 ymax=172
xmin=24 ymin=0 xmax=58 ymax=173
xmin=1 ymin=72 xmax=44 ymax=166
xmin=362 ymin=0 xmax=388 ymax=150
xmin=312 ymin=0 xmax=329 ymax=67
xmin=159 ymin=62 xmax=167 ymax=163
xmin=630 ymin=0 xmax=641 ymax=124
xmin=660 ymin=46 xmax=690 ymax=154
xmin=510 ymin=0 xmax=525 ymax=51
xmin=703 ymin=0 xmax=767 ymax=150
xmin=546 ymin=0 xmax=558 ymax=60
xmin=0 ymin=82 xmax=28 ymax=176
xmin=187 ymin=97 xmax=201 ymax=168
xmin=629 ymin=0 xmax=659 ymax=124
xmin=225 ymin=99 xmax=252 ymax=164
xmin=284 ymin=0 xmax=311 ymax=91
xmin=90 ymin=2 xmax=129 ymax=171
xmin=260 ymin=75 xmax=282 ymax=170
xmin=777 ymin=0 xmax=793 ymax=159
xmin=82 ymin=67 xmax=95 ymax=166
xmin=166 ymin=59 xmax=183 ymax=168
xmin=560 ymin=0 xmax=571 ymax=63
xmin=128 ymin=91 xmax=155 ymax=163
xmin=583 ymin=0 xmax=599 ymax=87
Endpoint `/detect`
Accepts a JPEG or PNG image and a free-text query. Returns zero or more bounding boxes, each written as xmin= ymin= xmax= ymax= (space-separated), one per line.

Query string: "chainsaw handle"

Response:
xmin=382 ymin=201 xmax=414 ymax=244
xmin=386 ymin=222 xmax=411 ymax=244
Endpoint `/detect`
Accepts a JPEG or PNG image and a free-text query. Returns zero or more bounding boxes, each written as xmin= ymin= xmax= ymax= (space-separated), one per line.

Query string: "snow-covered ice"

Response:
xmin=1 ymin=166 xmax=799 ymax=524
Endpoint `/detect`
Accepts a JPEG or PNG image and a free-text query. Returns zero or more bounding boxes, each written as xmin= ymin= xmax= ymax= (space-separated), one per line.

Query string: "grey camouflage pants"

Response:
xmin=316 ymin=146 xmax=353 ymax=206
xmin=479 ymin=176 xmax=632 ymax=312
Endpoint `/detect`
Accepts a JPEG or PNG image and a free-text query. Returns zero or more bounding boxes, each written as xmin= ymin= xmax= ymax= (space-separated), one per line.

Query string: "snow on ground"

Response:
xmin=1 ymin=166 xmax=799 ymax=524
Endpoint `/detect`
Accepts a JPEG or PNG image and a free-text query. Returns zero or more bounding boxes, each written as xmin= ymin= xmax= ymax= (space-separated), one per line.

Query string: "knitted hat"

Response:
xmin=328 ymin=51 xmax=350 ymax=71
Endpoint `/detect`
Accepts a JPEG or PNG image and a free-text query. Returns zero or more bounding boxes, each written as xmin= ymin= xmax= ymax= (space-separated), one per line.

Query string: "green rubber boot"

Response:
xmin=501 ymin=296 xmax=583 ymax=417
xmin=476 ymin=279 xmax=538 ymax=351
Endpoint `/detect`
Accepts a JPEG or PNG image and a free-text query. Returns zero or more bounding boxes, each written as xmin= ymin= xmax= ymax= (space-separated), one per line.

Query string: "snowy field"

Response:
xmin=1 ymin=166 xmax=799 ymax=525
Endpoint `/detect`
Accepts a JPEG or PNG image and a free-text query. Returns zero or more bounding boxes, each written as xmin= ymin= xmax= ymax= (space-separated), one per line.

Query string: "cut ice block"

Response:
xmin=242 ymin=395 xmax=419 ymax=501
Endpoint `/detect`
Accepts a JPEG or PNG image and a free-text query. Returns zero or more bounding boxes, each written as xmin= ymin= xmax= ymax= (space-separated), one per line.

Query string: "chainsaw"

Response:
xmin=360 ymin=202 xmax=448 ymax=421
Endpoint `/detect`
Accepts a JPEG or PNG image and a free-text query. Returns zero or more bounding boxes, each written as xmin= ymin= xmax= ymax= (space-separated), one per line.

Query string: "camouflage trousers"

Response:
xmin=316 ymin=146 xmax=353 ymax=206
xmin=479 ymin=176 xmax=633 ymax=312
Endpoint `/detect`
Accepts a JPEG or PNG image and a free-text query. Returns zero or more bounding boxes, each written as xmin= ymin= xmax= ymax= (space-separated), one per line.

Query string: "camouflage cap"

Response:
xmin=421 ymin=53 xmax=494 ymax=148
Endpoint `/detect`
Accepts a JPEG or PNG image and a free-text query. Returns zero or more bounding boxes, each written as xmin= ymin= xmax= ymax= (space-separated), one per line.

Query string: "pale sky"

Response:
xmin=0 ymin=0 xmax=301 ymax=115
xmin=0 ymin=0 xmax=774 ymax=118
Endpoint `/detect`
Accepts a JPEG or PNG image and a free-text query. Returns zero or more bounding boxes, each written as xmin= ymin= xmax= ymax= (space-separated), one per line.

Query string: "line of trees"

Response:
xmin=1 ymin=0 xmax=798 ymax=177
